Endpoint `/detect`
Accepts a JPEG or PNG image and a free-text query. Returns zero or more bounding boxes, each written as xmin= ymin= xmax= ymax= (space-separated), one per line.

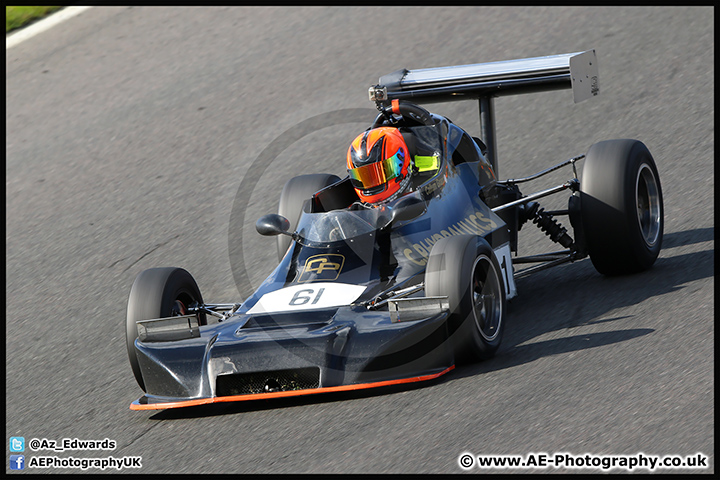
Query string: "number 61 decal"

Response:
xmin=247 ymin=283 xmax=367 ymax=315
xmin=289 ymin=288 xmax=325 ymax=306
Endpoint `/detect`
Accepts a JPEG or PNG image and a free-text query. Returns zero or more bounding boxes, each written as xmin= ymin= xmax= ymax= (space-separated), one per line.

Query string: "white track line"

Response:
xmin=6 ymin=6 xmax=93 ymax=49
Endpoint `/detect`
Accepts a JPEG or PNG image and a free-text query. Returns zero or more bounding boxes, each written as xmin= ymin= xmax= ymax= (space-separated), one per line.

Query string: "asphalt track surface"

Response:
xmin=6 ymin=6 xmax=714 ymax=474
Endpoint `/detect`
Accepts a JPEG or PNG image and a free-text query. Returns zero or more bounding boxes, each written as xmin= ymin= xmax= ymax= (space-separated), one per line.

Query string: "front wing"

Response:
xmin=130 ymin=305 xmax=456 ymax=410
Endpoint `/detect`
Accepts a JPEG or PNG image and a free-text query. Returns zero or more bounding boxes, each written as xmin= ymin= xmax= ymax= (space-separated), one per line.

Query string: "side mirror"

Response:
xmin=256 ymin=214 xmax=291 ymax=237
xmin=392 ymin=195 xmax=426 ymax=222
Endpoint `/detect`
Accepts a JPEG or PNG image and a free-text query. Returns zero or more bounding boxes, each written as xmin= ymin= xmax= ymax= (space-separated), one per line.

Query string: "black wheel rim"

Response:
xmin=471 ymin=255 xmax=502 ymax=342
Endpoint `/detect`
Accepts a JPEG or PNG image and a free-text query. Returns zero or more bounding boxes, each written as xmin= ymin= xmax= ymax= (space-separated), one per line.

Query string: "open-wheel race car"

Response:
xmin=126 ymin=49 xmax=663 ymax=410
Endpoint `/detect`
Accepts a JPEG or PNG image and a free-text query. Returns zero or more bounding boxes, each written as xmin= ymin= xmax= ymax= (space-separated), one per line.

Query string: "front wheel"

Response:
xmin=580 ymin=139 xmax=664 ymax=275
xmin=126 ymin=267 xmax=205 ymax=391
xmin=425 ymin=235 xmax=506 ymax=364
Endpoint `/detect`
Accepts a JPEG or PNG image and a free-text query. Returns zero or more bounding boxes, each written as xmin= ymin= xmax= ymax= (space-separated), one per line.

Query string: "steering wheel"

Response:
xmin=371 ymin=100 xmax=436 ymax=128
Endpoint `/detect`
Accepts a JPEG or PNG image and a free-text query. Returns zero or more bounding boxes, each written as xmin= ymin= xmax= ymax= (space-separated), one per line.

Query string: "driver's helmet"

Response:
xmin=346 ymin=127 xmax=412 ymax=204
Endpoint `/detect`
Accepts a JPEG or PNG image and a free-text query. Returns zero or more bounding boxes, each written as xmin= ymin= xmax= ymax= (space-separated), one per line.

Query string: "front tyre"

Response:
xmin=126 ymin=267 xmax=205 ymax=391
xmin=425 ymin=235 xmax=506 ymax=364
xmin=580 ymin=139 xmax=664 ymax=275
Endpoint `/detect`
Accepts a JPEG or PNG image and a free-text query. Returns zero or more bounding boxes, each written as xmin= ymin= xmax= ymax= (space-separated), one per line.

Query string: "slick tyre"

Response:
xmin=277 ymin=173 xmax=340 ymax=261
xmin=126 ymin=267 xmax=205 ymax=392
xmin=580 ymin=139 xmax=663 ymax=275
xmin=425 ymin=235 xmax=506 ymax=364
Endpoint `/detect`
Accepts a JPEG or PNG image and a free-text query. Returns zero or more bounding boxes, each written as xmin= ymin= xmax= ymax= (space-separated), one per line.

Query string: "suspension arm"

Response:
xmin=498 ymin=155 xmax=584 ymax=185
xmin=491 ymin=179 xmax=579 ymax=213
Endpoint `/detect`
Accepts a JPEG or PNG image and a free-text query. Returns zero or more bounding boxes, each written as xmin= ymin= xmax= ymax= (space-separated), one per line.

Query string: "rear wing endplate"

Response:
xmin=369 ymin=50 xmax=599 ymax=175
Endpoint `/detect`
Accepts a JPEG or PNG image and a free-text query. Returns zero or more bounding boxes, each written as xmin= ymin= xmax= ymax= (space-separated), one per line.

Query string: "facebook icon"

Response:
xmin=10 ymin=455 xmax=25 ymax=470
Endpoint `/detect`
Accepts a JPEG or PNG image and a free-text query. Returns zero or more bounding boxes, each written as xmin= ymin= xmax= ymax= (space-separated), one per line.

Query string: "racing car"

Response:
xmin=126 ymin=49 xmax=663 ymax=410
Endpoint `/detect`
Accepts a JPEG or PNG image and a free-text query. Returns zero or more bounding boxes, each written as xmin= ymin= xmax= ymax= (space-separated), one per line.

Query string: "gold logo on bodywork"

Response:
xmin=298 ymin=254 xmax=345 ymax=282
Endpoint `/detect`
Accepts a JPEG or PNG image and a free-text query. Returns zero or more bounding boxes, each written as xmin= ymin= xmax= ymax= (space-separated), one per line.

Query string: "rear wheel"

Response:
xmin=580 ymin=139 xmax=663 ymax=275
xmin=425 ymin=235 xmax=506 ymax=363
xmin=126 ymin=267 xmax=205 ymax=391
xmin=276 ymin=173 xmax=340 ymax=261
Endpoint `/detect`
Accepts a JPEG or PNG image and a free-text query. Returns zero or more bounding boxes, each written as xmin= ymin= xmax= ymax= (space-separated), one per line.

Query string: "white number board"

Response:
xmin=494 ymin=243 xmax=517 ymax=299
xmin=246 ymin=283 xmax=367 ymax=315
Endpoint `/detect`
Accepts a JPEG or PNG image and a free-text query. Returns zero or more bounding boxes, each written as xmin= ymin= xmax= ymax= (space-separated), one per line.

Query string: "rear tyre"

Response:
xmin=580 ymin=139 xmax=663 ymax=275
xmin=126 ymin=267 xmax=205 ymax=391
xmin=276 ymin=173 xmax=340 ymax=261
xmin=425 ymin=235 xmax=506 ymax=363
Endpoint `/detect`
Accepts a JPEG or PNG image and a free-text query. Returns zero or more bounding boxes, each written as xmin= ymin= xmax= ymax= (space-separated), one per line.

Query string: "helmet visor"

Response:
xmin=348 ymin=150 xmax=404 ymax=191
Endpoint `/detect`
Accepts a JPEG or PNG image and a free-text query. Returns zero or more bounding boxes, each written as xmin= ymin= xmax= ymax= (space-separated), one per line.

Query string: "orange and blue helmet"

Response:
xmin=346 ymin=127 xmax=411 ymax=204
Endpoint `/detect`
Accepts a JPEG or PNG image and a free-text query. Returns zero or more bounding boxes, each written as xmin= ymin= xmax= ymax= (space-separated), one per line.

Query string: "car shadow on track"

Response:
xmin=147 ymin=227 xmax=712 ymax=419
xmin=449 ymin=226 xmax=714 ymax=381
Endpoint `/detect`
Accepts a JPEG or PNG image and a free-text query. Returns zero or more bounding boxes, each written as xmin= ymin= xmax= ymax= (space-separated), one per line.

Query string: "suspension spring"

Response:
xmin=533 ymin=208 xmax=574 ymax=248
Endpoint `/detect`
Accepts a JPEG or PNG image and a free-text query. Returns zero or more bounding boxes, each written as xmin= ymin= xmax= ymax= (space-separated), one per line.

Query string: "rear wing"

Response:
xmin=371 ymin=50 xmax=598 ymax=104
xmin=369 ymin=50 xmax=599 ymax=174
